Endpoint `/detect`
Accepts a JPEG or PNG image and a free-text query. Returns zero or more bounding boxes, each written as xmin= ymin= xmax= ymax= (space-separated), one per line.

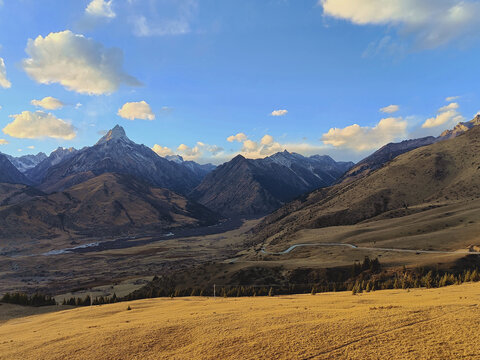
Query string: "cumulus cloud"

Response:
xmin=320 ymin=0 xmax=480 ymax=49
xmin=380 ymin=104 xmax=399 ymax=114
xmin=118 ymin=101 xmax=155 ymax=120
xmin=86 ymin=0 xmax=116 ymax=18
xmin=0 ymin=139 xmax=8 ymax=145
xmin=422 ymin=102 xmax=464 ymax=128
xmin=3 ymin=111 xmax=76 ymax=140
xmin=226 ymin=133 xmax=285 ymax=159
xmin=31 ymin=96 xmax=64 ymax=110
xmin=152 ymin=144 xmax=174 ymax=157
xmin=321 ymin=117 xmax=408 ymax=151
xmin=27 ymin=145 xmax=35 ymax=149
xmin=0 ymin=57 xmax=11 ymax=88
xmin=22 ymin=30 xmax=141 ymax=95
xmin=271 ymin=109 xmax=288 ymax=116
xmin=227 ymin=133 xmax=247 ymax=143
xmin=261 ymin=134 xmax=274 ymax=145
xmin=176 ymin=142 xmax=223 ymax=161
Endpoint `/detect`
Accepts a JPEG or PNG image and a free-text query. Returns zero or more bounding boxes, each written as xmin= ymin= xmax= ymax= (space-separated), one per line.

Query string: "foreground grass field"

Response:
xmin=2 ymin=283 xmax=480 ymax=359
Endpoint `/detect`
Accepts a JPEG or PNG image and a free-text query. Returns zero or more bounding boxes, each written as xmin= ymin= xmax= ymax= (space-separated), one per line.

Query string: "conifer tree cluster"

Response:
xmin=0 ymin=292 xmax=56 ymax=307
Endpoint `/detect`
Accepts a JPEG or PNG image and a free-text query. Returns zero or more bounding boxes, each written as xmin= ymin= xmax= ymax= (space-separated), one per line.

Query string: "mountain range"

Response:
xmin=0 ymin=125 xmax=354 ymax=239
xmin=2 ymin=113 xmax=479 ymax=240
xmin=35 ymin=126 xmax=211 ymax=195
xmin=190 ymin=152 xmax=353 ymax=216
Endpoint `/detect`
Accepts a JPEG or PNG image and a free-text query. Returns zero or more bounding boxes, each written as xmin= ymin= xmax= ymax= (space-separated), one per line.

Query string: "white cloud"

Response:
xmin=131 ymin=16 xmax=191 ymax=36
xmin=226 ymin=133 xmax=285 ymax=159
xmin=86 ymin=0 xmax=116 ymax=18
xmin=438 ymin=102 xmax=459 ymax=112
xmin=446 ymin=95 xmax=460 ymax=102
xmin=3 ymin=111 xmax=76 ymax=140
xmin=176 ymin=142 xmax=223 ymax=161
xmin=261 ymin=134 xmax=274 ymax=145
xmin=152 ymin=144 xmax=174 ymax=157
xmin=380 ymin=104 xmax=399 ymax=114
xmin=118 ymin=101 xmax=155 ymax=120
xmin=27 ymin=145 xmax=35 ymax=149
xmin=422 ymin=102 xmax=464 ymax=128
xmin=321 ymin=117 xmax=408 ymax=151
xmin=22 ymin=30 xmax=140 ymax=95
xmin=0 ymin=57 xmax=11 ymax=88
xmin=227 ymin=133 xmax=247 ymax=143
xmin=271 ymin=109 xmax=288 ymax=116
xmin=75 ymin=103 xmax=83 ymax=109
xmin=320 ymin=0 xmax=480 ymax=48
xmin=31 ymin=96 xmax=64 ymax=110
xmin=0 ymin=139 xmax=8 ymax=145
xmin=130 ymin=0 xmax=197 ymax=37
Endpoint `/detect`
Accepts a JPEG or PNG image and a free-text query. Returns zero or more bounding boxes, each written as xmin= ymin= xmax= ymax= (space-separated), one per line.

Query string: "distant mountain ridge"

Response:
xmin=190 ymin=151 xmax=354 ymax=216
xmin=2 ymin=152 xmax=47 ymax=173
xmin=0 ymin=154 xmax=31 ymax=185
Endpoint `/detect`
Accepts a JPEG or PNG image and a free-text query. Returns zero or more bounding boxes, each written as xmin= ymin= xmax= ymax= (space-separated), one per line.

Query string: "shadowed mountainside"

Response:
xmin=190 ymin=151 xmax=353 ymax=216
xmin=0 ymin=154 xmax=31 ymax=185
xmin=0 ymin=172 xmax=220 ymax=240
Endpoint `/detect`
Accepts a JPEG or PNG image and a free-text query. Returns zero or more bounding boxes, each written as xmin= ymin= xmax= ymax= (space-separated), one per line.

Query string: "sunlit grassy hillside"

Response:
xmin=1 ymin=283 xmax=480 ymax=359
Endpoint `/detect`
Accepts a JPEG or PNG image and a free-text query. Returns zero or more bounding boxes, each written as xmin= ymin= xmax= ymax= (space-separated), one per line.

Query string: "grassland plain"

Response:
xmin=1 ymin=282 xmax=480 ymax=359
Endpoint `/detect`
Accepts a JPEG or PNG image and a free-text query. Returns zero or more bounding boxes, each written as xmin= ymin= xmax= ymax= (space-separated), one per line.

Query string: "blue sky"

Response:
xmin=0 ymin=0 xmax=480 ymax=164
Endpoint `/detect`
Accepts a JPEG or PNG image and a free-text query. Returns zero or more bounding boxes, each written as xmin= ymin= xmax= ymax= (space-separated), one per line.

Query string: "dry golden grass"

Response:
xmin=2 ymin=282 xmax=480 ymax=359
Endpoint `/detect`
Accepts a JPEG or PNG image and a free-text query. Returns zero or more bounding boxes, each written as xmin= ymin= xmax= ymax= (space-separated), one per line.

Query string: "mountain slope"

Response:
xmin=0 ymin=173 xmax=220 ymax=239
xmin=339 ymin=136 xmax=438 ymax=184
xmin=190 ymin=151 xmax=353 ymax=216
xmin=0 ymin=154 xmax=31 ymax=185
xmin=38 ymin=126 xmax=206 ymax=194
xmin=252 ymin=125 xmax=480 ymax=243
xmin=340 ymin=115 xmax=480 ymax=185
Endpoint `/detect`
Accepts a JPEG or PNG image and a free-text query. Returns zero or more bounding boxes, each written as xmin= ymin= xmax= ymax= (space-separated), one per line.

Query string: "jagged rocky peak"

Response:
xmin=96 ymin=125 xmax=130 ymax=145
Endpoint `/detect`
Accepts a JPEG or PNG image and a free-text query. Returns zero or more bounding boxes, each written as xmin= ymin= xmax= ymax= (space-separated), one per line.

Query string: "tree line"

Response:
xmin=3 ymin=257 xmax=480 ymax=307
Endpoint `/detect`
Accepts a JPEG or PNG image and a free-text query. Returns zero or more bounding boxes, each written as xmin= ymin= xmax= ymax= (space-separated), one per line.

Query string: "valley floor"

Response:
xmin=2 ymin=282 xmax=480 ymax=359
